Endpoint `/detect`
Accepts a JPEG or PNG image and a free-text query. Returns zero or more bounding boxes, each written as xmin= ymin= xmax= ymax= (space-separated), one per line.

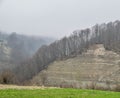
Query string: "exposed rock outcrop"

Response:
xmin=0 ymin=40 xmax=11 ymax=61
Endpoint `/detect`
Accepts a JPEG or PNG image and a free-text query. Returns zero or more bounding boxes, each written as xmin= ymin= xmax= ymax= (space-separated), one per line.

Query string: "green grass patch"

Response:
xmin=0 ymin=88 xmax=120 ymax=98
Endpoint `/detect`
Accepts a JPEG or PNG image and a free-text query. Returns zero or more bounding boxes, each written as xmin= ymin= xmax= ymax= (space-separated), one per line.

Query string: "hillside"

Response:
xmin=13 ymin=20 xmax=120 ymax=86
xmin=31 ymin=44 xmax=120 ymax=90
xmin=0 ymin=32 xmax=54 ymax=84
xmin=0 ymin=32 xmax=54 ymax=63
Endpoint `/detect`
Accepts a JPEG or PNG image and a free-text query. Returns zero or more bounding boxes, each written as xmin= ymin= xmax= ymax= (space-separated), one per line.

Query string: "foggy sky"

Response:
xmin=0 ymin=0 xmax=120 ymax=38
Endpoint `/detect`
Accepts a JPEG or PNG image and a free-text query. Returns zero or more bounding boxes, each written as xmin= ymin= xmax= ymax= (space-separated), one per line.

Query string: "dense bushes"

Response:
xmin=0 ymin=70 xmax=17 ymax=84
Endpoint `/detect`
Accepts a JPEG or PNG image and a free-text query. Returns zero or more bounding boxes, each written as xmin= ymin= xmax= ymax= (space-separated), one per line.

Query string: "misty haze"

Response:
xmin=0 ymin=0 xmax=120 ymax=97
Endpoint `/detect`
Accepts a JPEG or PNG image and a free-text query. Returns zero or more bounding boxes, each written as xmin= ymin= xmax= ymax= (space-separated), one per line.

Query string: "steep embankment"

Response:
xmin=0 ymin=41 xmax=15 ymax=71
xmin=0 ymin=42 xmax=11 ymax=61
xmin=31 ymin=44 xmax=120 ymax=90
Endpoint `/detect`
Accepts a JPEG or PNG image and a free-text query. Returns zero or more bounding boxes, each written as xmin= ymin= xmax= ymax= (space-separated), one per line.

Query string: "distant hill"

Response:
xmin=1 ymin=20 xmax=120 ymax=91
xmin=0 ymin=32 xmax=54 ymax=76
xmin=14 ymin=20 xmax=120 ymax=84
xmin=0 ymin=32 xmax=54 ymax=63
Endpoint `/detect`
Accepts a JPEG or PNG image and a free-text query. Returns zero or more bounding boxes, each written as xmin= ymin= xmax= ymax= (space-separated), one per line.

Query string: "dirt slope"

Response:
xmin=31 ymin=44 xmax=120 ymax=89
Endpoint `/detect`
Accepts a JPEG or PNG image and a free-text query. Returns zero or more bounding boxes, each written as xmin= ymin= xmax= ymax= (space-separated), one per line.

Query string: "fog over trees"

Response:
xmin=14 ymin=20 xmax=120 ymax=83
xmin=0 ymin=32 xmax=54 ymax=84
xmin=0 ymin=32 xmax=54 ymax=63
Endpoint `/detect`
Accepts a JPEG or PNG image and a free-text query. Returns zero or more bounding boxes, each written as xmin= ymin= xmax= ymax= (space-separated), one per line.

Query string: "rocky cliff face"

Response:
xmin=0 ymin=41 xmax=11 ymax=61
xmin=31 ymin=44 xmax=120 ymax=90
xmin=0 ymin=41 xmax=15 ymax=72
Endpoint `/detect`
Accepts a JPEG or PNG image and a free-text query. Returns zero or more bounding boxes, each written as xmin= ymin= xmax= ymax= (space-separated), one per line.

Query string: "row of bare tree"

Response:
xmin=8 ymin=20 xmax=120 ymax=83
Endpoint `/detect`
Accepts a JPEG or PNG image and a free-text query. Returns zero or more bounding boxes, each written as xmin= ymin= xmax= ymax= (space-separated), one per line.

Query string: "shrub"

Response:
xmin=0 ymin=70 xmax=17 ymax=84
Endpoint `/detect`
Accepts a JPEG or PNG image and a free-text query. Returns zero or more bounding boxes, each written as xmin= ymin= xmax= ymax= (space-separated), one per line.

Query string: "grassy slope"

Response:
xmin=0 ymin=88 xmax=120 ymax=98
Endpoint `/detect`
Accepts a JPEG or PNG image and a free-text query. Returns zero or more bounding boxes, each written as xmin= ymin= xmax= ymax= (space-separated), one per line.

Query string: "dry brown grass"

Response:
xmin=0 ymin=84 xmax=58 ymax=90
xmin=31 ymin=45 xmax=120 ymax=90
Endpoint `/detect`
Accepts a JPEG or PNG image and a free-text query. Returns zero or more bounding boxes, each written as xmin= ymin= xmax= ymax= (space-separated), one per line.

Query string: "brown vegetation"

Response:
xmin=0 ymin=70 xmax=17 ymax=84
